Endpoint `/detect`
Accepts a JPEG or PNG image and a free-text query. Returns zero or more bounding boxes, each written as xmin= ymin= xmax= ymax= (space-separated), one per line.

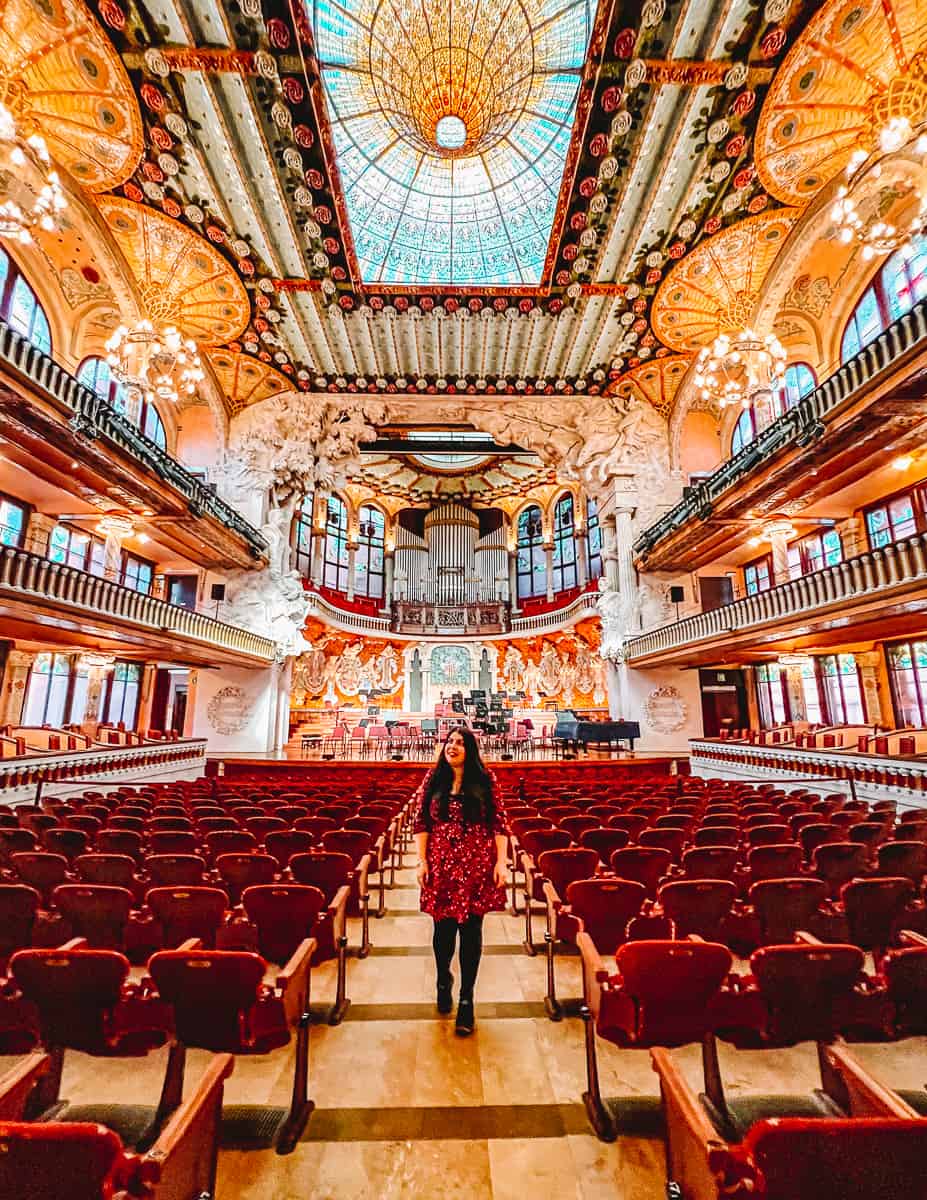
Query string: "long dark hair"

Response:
xmin=421 ymin=728 xmax=495 ymax=830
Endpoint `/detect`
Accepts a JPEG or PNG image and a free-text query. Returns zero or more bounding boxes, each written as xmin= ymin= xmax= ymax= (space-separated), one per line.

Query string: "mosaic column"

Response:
xmin=855 ymin=650 xmax=884 ymax=725
xmin=0 ymin=650 xmax=35 ymax=728
xmin=134 ymin=663 xmax=158 ymax=735
xmin=576 ymin=527 xmax=588 ymax=588
xmin=75 ymin=653 xmax=115 ymax=739
xmin=25 ymin=512 xmax=57 ymax=557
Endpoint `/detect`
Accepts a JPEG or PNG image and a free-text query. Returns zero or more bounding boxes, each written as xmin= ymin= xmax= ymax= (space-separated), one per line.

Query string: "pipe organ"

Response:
xmin=395 ymin=503 xmax=509 ymax=605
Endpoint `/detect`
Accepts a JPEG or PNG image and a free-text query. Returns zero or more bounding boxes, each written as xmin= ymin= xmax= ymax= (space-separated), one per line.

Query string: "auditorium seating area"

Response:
xmin=0 ymin=765 xmax=922 ymax=1197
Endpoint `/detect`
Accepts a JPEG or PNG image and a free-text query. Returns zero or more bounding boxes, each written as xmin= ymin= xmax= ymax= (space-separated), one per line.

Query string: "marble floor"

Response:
xmin=37 ymin=850 xmax=927 ymax=1199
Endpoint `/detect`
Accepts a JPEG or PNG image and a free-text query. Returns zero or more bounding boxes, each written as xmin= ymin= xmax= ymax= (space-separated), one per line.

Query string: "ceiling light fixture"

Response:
xmin=0 ymin=99 xmax=67 ymax=244
xmin=694 ymin=329 xmax=787 ymax=409
xmin=105 ymin=320 xmax=204 ymax=410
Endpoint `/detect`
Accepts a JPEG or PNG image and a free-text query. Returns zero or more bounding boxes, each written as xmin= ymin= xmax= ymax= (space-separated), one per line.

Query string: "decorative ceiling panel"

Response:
xmin=207 ymin=347 xmax=291 ymax=414
xmin=0 ymin=0 xmax=143 ymax=190
xmin=97 ymin=195 xmax=252 ymax=343
xmin=755 ymin=0 xmax=927 ymax=207
xmin=606 ymin=353 xmax=691 ymax=417
xmin=650 ymin=208 xmax=800 ymax=352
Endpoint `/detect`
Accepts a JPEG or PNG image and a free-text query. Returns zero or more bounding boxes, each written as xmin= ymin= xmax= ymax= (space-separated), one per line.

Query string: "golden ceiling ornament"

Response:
xmin=755 ymin=0 xmax=927 ymax=207
xmin=651 ymin=209 xmax=801 ymax=353
xmin=105 ymin=318 xmax=205 ymax=411
xmin=693 ymin=328 xmax=787 ymax=411
xmin=0 ymin=0 xmax=143 ymax=192
xmin=365 ymin=0 xmax=536 ymax=158
xmin=96 ymin=196 xmax=251 ymax=345
xmin=606 ymin=355 xmax=692 ymax=418
xmin=207 ymin=348 xmax=291 ymax=415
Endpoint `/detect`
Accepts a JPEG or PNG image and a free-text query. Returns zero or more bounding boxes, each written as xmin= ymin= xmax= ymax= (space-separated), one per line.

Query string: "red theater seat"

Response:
xmin=749 ymin=877 xmax=828 ymax=944
xmin=51 ymin=886 xmax=134 ymax=951
xmin=241 ymin=883 xmax=328 ymax=965
xmin=10 ymin=853 xmax=69 ymax=906
xmin=609 ymin=847 xmax=672 ymax=898
xmin=145 ymin=887 xmax=229 ymax=949
xmin=214 ymin=853 xmax=278 ymax=906
xmin=579 ymin=827 xmax=630 ymax=866
xmin=657 ymin=879 xmax=737 ymax=941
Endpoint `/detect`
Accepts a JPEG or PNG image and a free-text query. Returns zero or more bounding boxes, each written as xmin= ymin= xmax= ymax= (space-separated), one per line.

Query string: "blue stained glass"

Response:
xmin=309 ymin=0 xmax=593 ymax=284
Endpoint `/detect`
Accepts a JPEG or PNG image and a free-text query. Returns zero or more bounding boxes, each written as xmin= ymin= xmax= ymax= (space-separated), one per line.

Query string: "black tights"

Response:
xmin=432 ymin=915 xmax=483 ymax=1000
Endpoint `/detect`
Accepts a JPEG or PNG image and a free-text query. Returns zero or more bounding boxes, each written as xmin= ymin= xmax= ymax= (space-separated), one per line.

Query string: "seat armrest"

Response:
xmin=176 ymin=938 xmax=204 ymax=952
xmin=0 ymin=1053 xmax=50 ymax=1120
xmin=355 ymin=853 xmax=372 ymax=895
xmin=328 ymin=885 xmax=350 ymax=941
xmin=651 ymin=1046 xmax=726 ymax=1200
xmin=276 ymin=937 xmax=316 ymax=1026
xmin=143 ymin=1053 xmax=234 ymax=1197
xmin=576 ymin=930 xmax=609 ymax=1018
xmin=57 ymin=938 xmax=88 ymax=950
xmin=794 ymin=930 xmax=822 ymax=945
xmin=898 ymin=928 xmax=927 ymax=948
xmin=821 ymin=1042 xmax=920 ymax=1118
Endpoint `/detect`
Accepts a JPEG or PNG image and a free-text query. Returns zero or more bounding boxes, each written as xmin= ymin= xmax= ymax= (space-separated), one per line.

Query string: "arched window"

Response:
xmin=841 ymin=234 xmax=927 ymax=361
xmin=76 ymin=356 xmax=165 ymax=447
xmin=294 ymin=493 xmax=315 ymax=577
xmin=516 ymin=504 xmax=546 ymax=599
xmin=323 ymin=494 xmax=350 ymax=593
xmin=0 ymin=247 xmax=51 ymax=354
xmin=586 ymin=496 xmax=602 ymax=581
xmin=354 ymin=504 xmax=385 ymax=599
xmin=731 ymin=408 xmax=755 ymax=455
xmin=777 ymin=362 xmax=816 ymax=412
xmin=551 ymin=493 xmax=577 ymax=593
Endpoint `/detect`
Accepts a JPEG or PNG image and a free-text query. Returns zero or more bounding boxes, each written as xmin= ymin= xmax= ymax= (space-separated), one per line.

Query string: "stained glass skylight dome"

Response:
xmin=310 ymin=0 xmax=593 ymax=286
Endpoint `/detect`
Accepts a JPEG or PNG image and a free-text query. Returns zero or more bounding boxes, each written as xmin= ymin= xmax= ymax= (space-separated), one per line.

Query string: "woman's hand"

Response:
xmin=493 ymin=859 xmax=507 ymax=889
xmin=416 ymin=860 xmax=429 ymax=887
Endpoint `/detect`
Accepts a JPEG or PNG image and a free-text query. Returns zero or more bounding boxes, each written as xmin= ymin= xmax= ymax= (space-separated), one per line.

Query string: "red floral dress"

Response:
xmin=414 ymin=788 xmax=507 ymax=922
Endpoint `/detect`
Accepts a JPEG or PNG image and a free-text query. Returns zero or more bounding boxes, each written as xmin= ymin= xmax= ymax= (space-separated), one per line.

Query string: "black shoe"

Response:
xmin=437 ymin=974 xmax=453 ymax=1014
xmin=455 ymin=998 xmax=475 ymax=1036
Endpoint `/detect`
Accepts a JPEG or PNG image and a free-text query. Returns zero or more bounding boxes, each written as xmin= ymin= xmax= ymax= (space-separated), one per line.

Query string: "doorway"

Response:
xmin=698 ymin=668 xmax=748 ymax=737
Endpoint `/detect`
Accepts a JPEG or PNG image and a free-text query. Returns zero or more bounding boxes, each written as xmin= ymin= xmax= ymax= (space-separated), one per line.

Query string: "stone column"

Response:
xmin=0 ymin=650 xmax=35 ymax=728
xmin=135 ymin=662 xmax=158 ymax=735
xmin=837 ymin=515 xmax=864 ymax=559
xmin=25 ymin=512 xmax=57 ymax=558
xmin=576 ymin=528 xmax=588 ymax=587
xmin=508 ymin=550 xmax=519 ymax=614
xmin=614 ymin=506 xmax=639 ymax=633
xmin=742 ymin=665 xmax=761 ymax=731
xmin=544 ymin=544 xmax=554 ymax=602
xmin=97 ymin=516 xmax=134 ymax=583
xmin=151 ymin=571 xmax=167 ymax=601
xmin=382 ymin=550 xmax=394 ymax=615
xmin=310 ymin=492 xmax=328 ymax=587
xmin=855 ymin=650 xmax=884 ymax=725
xmin=601 ymin=514 xmax=619 ymax=591
xmin=345 ymin=542 xmax=358 ymax=601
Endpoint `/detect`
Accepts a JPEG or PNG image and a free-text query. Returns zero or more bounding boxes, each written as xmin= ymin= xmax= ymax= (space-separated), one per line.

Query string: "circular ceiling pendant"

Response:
xmin=435 ymin=115 xmax=467 ymax=151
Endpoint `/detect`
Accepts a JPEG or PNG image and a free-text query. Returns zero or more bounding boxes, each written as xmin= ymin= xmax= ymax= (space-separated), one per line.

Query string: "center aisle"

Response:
xmin=215 ymin=849 xmax=667 ymax=1198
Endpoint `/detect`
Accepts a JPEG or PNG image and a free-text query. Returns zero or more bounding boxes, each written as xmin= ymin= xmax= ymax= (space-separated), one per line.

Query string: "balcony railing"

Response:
xmin=0 ymin=546 xmax=277 ymax=661
xmin=304 ymin=584 xmax=598 ymax=637
xmin=0 ymin=321 xmax=267 ymax=559
xmin=0 ymin=737 xmax=207 ymax=798
xmin=624 ymin=531 xmax=927 ymax=661
xmin=634 ymin=299 xmax=927 ymax=559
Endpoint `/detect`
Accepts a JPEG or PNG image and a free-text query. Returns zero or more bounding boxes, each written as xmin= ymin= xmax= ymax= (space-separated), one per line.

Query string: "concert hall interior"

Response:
xmin=1 ymin=0 xmax=927 ymax=1194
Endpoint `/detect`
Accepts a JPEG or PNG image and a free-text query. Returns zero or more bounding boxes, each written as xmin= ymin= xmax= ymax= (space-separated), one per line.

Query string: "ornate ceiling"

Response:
xmin=8 ymin=0 xmax=912 ymax=419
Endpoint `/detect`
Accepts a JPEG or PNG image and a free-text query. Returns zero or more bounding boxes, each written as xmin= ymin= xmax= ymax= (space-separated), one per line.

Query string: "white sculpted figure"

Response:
xmin=538 ymin=643 xmax=563 ymax=696
xmin=375 ymin=644 xmax=400 ymax=692
xmin=596 ymin=577 xmax=627 ymax=663
xmin=501 ymin=646 xmax=526 ymax=693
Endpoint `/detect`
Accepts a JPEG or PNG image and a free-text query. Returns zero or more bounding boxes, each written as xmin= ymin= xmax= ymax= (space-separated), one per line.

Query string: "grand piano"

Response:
xmin=553 ymin=710 xmax=641 ymax=752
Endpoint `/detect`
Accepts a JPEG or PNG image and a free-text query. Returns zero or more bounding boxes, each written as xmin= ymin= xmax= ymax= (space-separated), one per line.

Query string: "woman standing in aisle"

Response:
xmin=414 ymin=728 xmax=507 ymax=1035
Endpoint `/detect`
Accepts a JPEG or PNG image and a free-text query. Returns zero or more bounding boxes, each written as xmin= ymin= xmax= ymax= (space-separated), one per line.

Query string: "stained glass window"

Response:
xmin=0 ymin=495 xmax=26 ymax=548
xmin=819 ymin=653 xmax=865 ymax=724
xmin=731 ymin=409 xmax=755 ymax=455
xmin=354 ymin=504 xmax=385 ymax=599
xmin=586 ymin=497 xmax=602 ymax=581
xmin=516 ymin=504 xmax=546 ymax=599
xmin=23 ymin=652 xmax=72 ymax=726
xmin=0 ymin=247 xmax=51 ymax=354
xmin=295 ymin=493 xmax=315 ymax=578
xmin=841 ymin=234 xmax=927 ymax=361
xmin=105 ymin=661 xmax=142 ymax=728
xmin=551 ymin=494 xmax=577 ymax=593
xmin=787 ymin=529 xmax=842 ymax=579
xmin=886 ymin=641 xmax=927 ymax=727
xmin=865 ymin=491 xmax=921 ymax=549
xmin=323 ymin=494 xmax=351 ymax=592
xmin=776 ymin=362 xmax=816 ymax=413
xmin=800 ymin=659 xmax=823 ymax=724
xmin=755 ymin=663 xmax=788 ymax=727
xmin=309 ymin=0 xmax=593 ymax=284
xmin=744 ymin=556 xmax=772 ymax=595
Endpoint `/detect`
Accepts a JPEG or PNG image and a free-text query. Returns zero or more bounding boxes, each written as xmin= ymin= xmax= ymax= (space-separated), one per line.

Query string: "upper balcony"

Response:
xmin=624 ymin=531 xmax=927 ymax=667
xmin=0 ymin=544 xmax=276 ymax=666
xmin=304 ymin=581 xmax=599 ymax=639
xmin=0 ymin=322 xmax=267 ymax=570
xmin=633 ymin=300 xmax=927 ymax=573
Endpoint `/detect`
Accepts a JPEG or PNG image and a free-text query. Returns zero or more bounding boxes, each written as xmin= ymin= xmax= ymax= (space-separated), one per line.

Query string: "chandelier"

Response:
xmin=0 ymin=96 xmax=66 ymax=243
xmin=831 ymin=61 xmax=927 ymax=261
xmin=105 ymin=320 xmax=204 ymax=409
xmin=694 ymin=329 xmax=787 ymax=410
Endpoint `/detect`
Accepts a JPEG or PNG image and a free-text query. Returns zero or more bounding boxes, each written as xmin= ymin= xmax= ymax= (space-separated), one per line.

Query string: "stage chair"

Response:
xmin=678 ymin=847 xmax=739 ymax=884
xmin=41 ymin=829 xmax=88 ymax=863
xmin=146 ymin=833 xmax=198 ymax=858
xmin=148 ymin=942 xmax=315 ymax=1155
xmin=74 ymin=854 xmax=142 ymax=903
xmin=202 ymin=830 xmax=258 ymax=864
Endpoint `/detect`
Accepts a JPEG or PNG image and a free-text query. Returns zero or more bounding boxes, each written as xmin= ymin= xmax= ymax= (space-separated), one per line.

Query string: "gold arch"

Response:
xmin=0 ymin=0 xmax=143 ymax=191
xmin=207 ymin=348 xmax=290 ymax=415
xmin=651 ymin=210 xmax=801 ymax=353
xmin=755 ymin=0 xmax=927 ymax=206
xmin=96 ymin=196 xmax=250 ymax=345
xmin=607 ymin=354 xmax=692 ymax=418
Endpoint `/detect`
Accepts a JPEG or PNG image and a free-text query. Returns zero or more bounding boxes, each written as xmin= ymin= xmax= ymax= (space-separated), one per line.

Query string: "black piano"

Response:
xmin=553 ymin=710 xmax=641 ymax=752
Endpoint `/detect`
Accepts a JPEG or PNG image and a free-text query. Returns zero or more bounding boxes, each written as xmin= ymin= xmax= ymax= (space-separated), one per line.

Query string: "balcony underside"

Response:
xmin=626 ymin=578 xmax=927 ymax=668
xmin=0 ymin=594 xmax=273 ymax=668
